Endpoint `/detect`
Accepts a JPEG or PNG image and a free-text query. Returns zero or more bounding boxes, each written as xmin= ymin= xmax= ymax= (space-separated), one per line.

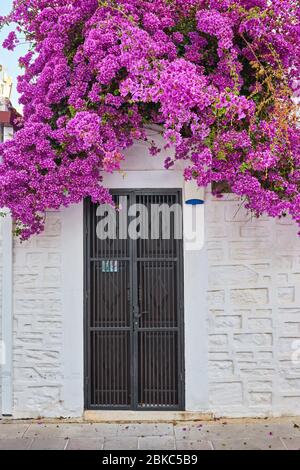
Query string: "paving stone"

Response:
xmin=29 ymin=438 xmax=68 ymax=450
xmin=24 ymin=423 xmax=118 ymax=439
xmin=24 ymin=424 xmax=69 ymax=438
xmin=0 ymin=439 xmax=32 ymax=450
xmin=212 ymin=437 xmax=286 ymax=450
xmin=281 ymin=437 xmax=300 ymax=450
xmin=174 ymin=424 xmax=209 ymax=440
xmin=118 ymin=423 xmax=173 ymax=437
xmin=233 ymin=423 xmax=300 ymax=439
xmin=103 ymin=437 xmax=138 ymax=450
xmin=175 ymin=423 xmax=300 ymax=441
xmin=0 ymin=424 xmax=30 ymax=439
xmin=0 ymin=420 xmax=298 ymax=450
xmin=266 ymin=424 xmax=300 ymax=438
xmin=66 ymin=423 xmax=119 ymax=438
xmin=66 ymin=438 xmax=104 ymax=450
xmin=138 ymin=436 xmax=176 ymax=450
xmin=176 ymin=440 xmax=212 ymax=450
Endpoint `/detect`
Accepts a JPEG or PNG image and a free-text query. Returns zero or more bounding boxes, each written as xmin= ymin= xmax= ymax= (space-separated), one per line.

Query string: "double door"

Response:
xmin=84 ymin=189 xmax=184 ymax=410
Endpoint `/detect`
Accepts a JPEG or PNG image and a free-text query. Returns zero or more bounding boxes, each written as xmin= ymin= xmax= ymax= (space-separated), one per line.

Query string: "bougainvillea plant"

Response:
xmin=0 ymin=0 xmax=300 ymax=238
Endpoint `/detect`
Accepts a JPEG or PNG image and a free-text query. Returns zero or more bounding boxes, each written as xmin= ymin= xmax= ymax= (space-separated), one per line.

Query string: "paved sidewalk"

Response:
xmin=0 ymin=418 xmax=300 ymax=450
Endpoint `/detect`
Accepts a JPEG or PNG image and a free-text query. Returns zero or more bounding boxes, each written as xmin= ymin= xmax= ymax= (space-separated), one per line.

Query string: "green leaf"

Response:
xmin=68 ymin=105 xmax=76 ymax=118
xmin=240 ymin=162 xmax=251 ymax=173
xmin=215 ymin=107 xmax=227 ymax=117
xmin=101 ymin=112 xmax=111 ymax=124
xmin=216 ymin=151 xmax=227 ymax=161
xmin=225 ymin=142 xmax=234 ymax=151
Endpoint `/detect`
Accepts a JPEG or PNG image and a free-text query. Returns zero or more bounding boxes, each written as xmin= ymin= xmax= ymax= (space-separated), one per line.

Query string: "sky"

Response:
xmin=0 ymin=0 xmax=29 ymax=109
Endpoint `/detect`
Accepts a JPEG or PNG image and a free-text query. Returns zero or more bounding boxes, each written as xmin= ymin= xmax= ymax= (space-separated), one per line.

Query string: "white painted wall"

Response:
xmin=3 ymin=131 xmax=300 ymax=417
xmin=11 ymin=208 xmax=84 ymax=418
xmin=12 ymin=212 xmax=64 ymax=417
xmin=1 ymin=212 xmax=13 ymax=415
xmin=206 ymin=191 xmax=300 ymax=417
xmin=1 ymin=124 xmax=14 ymax=416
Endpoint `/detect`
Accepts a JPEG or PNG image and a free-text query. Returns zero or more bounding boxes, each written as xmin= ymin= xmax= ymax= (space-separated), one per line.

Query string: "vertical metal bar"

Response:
xmin=178 ymin=189 xmax=184 ymax=409
xmin=92 ymin=261 xmax=95 ymax=404
xmin=129 ymin=191 xmax=136 ymax=409
xmin=83 ymin=199 xmax=88 ymax=408
xmin=174 ymin=191 xmax=179 ymax=407
xmin=85 ymin=199 xmax=90 ymax=408
xmin=163 ymin=195 xmax=167 ymax=407
xmin=146 ymin=257 xmax=150 ymax=406
xmin=142 ymin=263 xmax=146 ymax=407
xmin=126 ymin=194 xmax=130 ymax=406
xmin=169 ymin=194 xmax=173 ymax=406
xmin=114 ymin=204 xmax=118 ymax=406
xmin=100 ymin=321 xmax=103 ymax=405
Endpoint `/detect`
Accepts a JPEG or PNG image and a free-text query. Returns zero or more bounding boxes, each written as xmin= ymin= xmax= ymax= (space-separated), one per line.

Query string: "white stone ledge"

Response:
xmin=83 ymin=411 xmax=213 ymax=423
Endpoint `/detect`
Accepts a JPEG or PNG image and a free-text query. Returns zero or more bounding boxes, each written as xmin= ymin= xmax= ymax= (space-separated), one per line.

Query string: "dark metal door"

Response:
xmin=84 ymin=189 xmax=184 ymax=410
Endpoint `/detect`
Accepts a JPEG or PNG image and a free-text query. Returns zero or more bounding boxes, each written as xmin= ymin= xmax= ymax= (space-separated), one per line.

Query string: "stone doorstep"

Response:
xmin=0 ymin=411 xmax=213 ymax=425
xmin=83 ymin=411 xmax=214 ymax=423
xmin=84 ymin=413 xmax=300 ymax=425
xmin=1 ymin=414 xmax=299 ymax=425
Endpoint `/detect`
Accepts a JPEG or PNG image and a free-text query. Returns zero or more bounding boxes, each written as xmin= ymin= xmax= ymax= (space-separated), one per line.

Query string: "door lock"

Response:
xmin=133 ymin=305 xmax=141 ymax=319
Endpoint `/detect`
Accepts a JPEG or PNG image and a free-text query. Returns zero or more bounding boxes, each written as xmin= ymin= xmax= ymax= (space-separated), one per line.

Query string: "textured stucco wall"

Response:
xmin=206 ymin=191 xmax=300 ymax=417
xmin=11 ymin=206 xmax=84 ymax=419
xmin=3 ymin=186 xmax=300 ymax=418
xmin=12 ymin=212 xmax=65 ymax=417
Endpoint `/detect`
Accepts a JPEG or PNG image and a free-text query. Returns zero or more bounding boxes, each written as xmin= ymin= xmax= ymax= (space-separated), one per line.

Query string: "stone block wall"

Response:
xmin=206 ymin=191 xmax=300 ymax=417
xmin=12 ymin=212 xmax=65 ymax=417
xmin=1 ymin=190 xmax=300 ymax=418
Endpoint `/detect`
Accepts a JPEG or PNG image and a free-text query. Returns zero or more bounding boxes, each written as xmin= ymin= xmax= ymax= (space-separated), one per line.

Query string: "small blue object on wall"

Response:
xmin=185 ymin=199 xmax=205 ymax=205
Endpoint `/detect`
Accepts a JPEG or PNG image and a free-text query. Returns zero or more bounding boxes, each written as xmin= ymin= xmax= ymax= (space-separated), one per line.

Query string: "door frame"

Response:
xmin=84 ymin=189 xmax=185 ymax=411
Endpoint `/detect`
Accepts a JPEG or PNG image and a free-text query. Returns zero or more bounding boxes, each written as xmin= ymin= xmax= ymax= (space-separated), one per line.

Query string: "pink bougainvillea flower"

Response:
xmin=0 ymin=0 xmax=299 ymax=238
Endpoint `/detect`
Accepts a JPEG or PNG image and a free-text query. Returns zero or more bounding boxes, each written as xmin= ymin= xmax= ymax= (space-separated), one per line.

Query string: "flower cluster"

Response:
xmin=0 ymin=0 xmax=300 ymax=237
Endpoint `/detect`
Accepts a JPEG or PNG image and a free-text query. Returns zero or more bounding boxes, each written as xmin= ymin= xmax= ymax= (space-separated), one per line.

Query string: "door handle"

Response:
xmin=133 ymin=306 xmax=148 ymax=319
xmin=135 ymin=312 xmax=149 ymax=319
xmin=133 ymin=305 xmax=141 ymax=319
